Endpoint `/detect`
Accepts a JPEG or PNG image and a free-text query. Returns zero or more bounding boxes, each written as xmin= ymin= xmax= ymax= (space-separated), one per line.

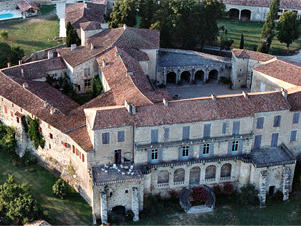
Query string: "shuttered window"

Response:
xmin=271 ymin=133 xmax=279 ymax=147
xmin=203 ymin=124 xmax=211 ymax=138
xmin=293 ymin=112 xmax=300 ymax=124
xmin=290 ymin=130 xmax=297 ymax=142
xmin=254 ymin=135 xmax=262 ymax=149
xmin=151 ymin=129 xmax=158 ymax=143
xmin=256 ymin=117 xmax=264 ymax=129
xmin=182 ymin=126 xmax=190 ymax=140
xmin=273 ymin=116 xmax=281 ymax=127
xmin=232 ymin=121 xmax=240 ymax=135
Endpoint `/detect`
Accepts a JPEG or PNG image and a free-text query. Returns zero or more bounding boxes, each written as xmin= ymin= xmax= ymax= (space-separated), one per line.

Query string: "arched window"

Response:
xmin=166 ymin=72 xmax=177 ymax=84
xmin=158 ymin=170 xmax=169 ymax=184
xmin=189 ymin=167 xmax=200 ymax=185
xmin=221 ymin=163 xmax=232 ymax=178
xmin=174 ymin=168 xmax=185 ymax=183
xmin=205 ymin=165 xmax=216 ymax=179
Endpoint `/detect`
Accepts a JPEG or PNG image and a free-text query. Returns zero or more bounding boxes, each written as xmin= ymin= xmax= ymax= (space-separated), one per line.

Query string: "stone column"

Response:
xmin=184 ymin=168 xmax=190 ymax=186
xmin=132 ymin=187 xmax=139 ymax=222
xmin=258 ymin=170 xmax=267 ymax=207
xmin=163 ymin=68 xmax=167 ymax=85
xmin=204 ymin=71 xmax=209 ymax=82
xmin=176 ymin=70 xmax=181 ymax=84
xmin=191 ymin=69 xmax=195 ymax=83
xmin=100 ymin=191 xmax=108 ymax=224
xmin=282 ymin=167 xmax=291 ymax=201
xmin=215 ymin=164 xmax=221 ymax=183
xmin=239 ymin=10 xmax=241 ymax=20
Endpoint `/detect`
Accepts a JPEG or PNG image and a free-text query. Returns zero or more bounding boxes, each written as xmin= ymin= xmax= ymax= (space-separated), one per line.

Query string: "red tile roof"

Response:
xmin=91 ymin=91 xmax=291 ymax=129
xmin=80 ymin=21 xmax=102 ymax=31
xmin=232 ymin=49 xmax=276 ymax=62
xmin=254 ymin=60 xmax=301 ymax=86
xmin=17 ymin=0 xmax=39 ymax=12
xmin=221 ymin=0 xmax=301 ymax=10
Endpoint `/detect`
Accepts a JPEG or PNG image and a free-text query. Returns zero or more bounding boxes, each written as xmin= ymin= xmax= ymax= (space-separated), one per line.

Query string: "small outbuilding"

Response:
xmin=17 ymin=0 xmax=40 ymax=18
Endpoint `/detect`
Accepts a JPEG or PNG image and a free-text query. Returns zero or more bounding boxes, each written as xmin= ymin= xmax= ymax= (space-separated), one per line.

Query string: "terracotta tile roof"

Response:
xmin=66 ymin=126 xmax=93 ymax=151
xmin=123 ymin=48 xmax=149 ymax=61
xmin=80 ymin=21 xmax=102 ymax=31
xmin=17 ymin=0 xmax=39 ymax=12
xmin=91 ymin=0 xmax=108 ymax=5
xmin=221 ymin=0 xmax=301 ymax=10
xmin=254 ymin=60 xmax=301 ymax=86
xmin=92 ymin=91 xmax=291 ymax=129
xmin=65 ymin=2 xmax=105 ymax=29
xmin=58 ymin=27 xmax=159 ymax=67
xmin=2 ymin=57 xmax=66 ymax=80
xmin=288 ymin=88 xmax=301 ymax=111
xmin=232 ymin=49 xmax=276 ymax=62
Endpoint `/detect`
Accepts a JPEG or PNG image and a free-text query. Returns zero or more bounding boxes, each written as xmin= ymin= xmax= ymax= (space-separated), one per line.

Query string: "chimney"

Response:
xmin=163 ymin=98 xmax=168 ymax=107
xmin=7 ymin=62 xmax=11 ymax=68
xmin=50 ymin=107 xmax=57 ymax=115
xmin=124 ymin=100 xmax=136 ymax=114
xmin=22 ymin=82 xmax=28 ymax=89
xmin=19 ymin=60 xmax=22 ymax=65
xmin=48 ymin=51 xmax=54 ymax=59
xmin=102 ymin=59 xmax=106 ymax=67
xmin=21 ymin=68 xmax=24 ymax=78
xmin=84 ymin=2 xmax=87 ymax=8
xmin=123 ymin=24 xmax=127 ymax=30
xmin=90 ymin=43 xmax=94 ymax=50
xmin=127 ymin=72 xmax=133 ymax=76
xmin=242 ymin=91 xmax=248 ymax=100
xmin=71 ymin=44 xmax=77 ymax=51
xmin=281 ymin=88 xmax=288 ymax=99
xmin=211 ymin=94 xmax=216 ymax=101
xmin=44 ymin=102 xmax=49 ymax=108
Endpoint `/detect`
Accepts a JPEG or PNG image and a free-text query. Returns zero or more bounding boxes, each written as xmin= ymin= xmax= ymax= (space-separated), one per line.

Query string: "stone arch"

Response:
xmin=221 ymin=163 xmax=232 ymax=178
xmin=229 ymin=8 xmax=239 ymax=20
xmin=158 ymin=170 xmax=169 ymax=184
xmin=241 ymin=9 xmax=251 ymax=21
xmin=189 ymin=167 xmax=200 ymax=185
xmin=111 ymin=205 xmax=126 ymax=215
xmin=174 ymin=168 xmax=185 ymax=183
xmin=180 ymin=71 xmax=191 ymax=84
xmin=208 ymin=69 xmax=218 ymax=81
xmin=166 ymin=72 xmax=177 ymax=84
xmin=205 ymin=165 xmax=216 ymax=180
xmin=195 ymin=70 xmax=204 ymax=83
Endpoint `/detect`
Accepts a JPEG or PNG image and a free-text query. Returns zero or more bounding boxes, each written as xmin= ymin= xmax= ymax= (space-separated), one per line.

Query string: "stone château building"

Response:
xmin=0 ymin=26 xmax=300 ymax=223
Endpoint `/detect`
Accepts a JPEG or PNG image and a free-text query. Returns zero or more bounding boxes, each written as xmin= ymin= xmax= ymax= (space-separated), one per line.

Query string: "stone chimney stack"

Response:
xmin=48 ymin=51 xmax=54 ymax=59
xmin=211 ymin=94 xmax=216 ymax=101
xmin=71 ymin=44 xmax=77 ymax=51
xmin=19 ymin=60 xmax=22 ymax=65
xmin=7 ymin=62 xmax=11 ymax=68
xmin=242 ymin=91 xmax=248 ymax=100
xmin=281 ymin=88 xmax=288 ymax=99
xmin=163 ymin=98 xmax=168 ymax=107
xmin=124 ymin=100 xmax=136 ymax=114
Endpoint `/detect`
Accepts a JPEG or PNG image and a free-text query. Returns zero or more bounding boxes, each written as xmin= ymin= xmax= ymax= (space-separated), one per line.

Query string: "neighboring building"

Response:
xmin=17 ymin=0 xmax=40 ymax=18
xmin=0 ymin=25 xmax=300 ymax=224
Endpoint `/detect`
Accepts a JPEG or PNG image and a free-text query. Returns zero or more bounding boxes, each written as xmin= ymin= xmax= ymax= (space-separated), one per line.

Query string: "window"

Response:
xmin=182 ymin=146 xmax=189 ymax=157
xmin=203 ymin=143 xmax=210 ymax=154
xmin=84 ymin=68 xmax=90 ymax=76
xmin=84 ymin=79 xmax=91 ymax=92
xmin=254 ymin=135 xmax=262 ymax=149
xmin=16 ymin=117 xmax=19 ymax=123
xmin=290 ymin=130 xmax=297 ymax=142
xmin=203 ymin=124 xmax=211 ymax=138
xmin=102 ymin=132 xmax=110 ymax=144
xmin=293 ymin=112 xmax=300 ymax=124
xmin=271 ymin=133 xmax=279 ymax=147
xmin=4 ymin=105 xmax=7 ymax=114
xmin=232 ymin=121 xmax=240 ymax=135
xmin=49 ymin=133 xmax=53 ymax=139
xmin=232 ymin=141 xmax=239 ymax=152
xmin=118 ymin=131 xmax=125 ymax=142
xmin=49 ymin=144 xmax=51 ymax=149
xmin=76 ymin=149 xmax=79 ymax=156
xmin=273 ymin=115 xmax=281 ymax=127
xmin=72 ymin=145 xmax=75 ymax=154
xmin=164 ymin=128 xmax=169 ymax=140
xmin=151 ymin=129 xmax=158 ymax=143
xmin=151 ymin=149 xmax=158 ymax=160
xmin=256 ymin=117 xmax=264 ymax=129
xmin=10 ymin=111 xmax=13 ymax=117
xmin=222 ymin=122 xmax=227 ymax=134
xmin=182 ymin=126 xmax=190 ymax=140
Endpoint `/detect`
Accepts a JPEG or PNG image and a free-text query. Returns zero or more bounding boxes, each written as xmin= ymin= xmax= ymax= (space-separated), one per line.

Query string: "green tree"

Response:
xmin=26 ymin=116 xmax=45 ymax=149
xmin=109 ymin=0 xmax=137 ymax=28
xmin=277 ymin=11 xmax=300 ymax=51
xmin=258 ymin=0 xmax=280 ymax=53
xmin=0 ymin=42 xmax=24 ymax=69
xmin=0 ymin=30 xmax=8 ymax=40
xmin=0 ymin=124 xmax=16 ymax=152
xmin=65 ymin=22 xmax=80 ymax=47
xmin=0 ymin=175 xmax=42 ymax=224
xmin=137 ymin=0 xmax=159 ymax=28
xmin=91 ymin=75 xmax=103 ymax=97
xmin=239 ymin=33 xmax=244 ymax=49
xmin=52 ymin=178 xmax=70 ymax=199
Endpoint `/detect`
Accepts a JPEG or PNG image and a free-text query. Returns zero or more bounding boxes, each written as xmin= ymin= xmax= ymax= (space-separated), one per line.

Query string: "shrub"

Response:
xmin=125 ymin=210 xmax=134 ymax=222
xmin=237 ymin=184 xmax=259 ymax=206
xmin=223 ymin=183 xmax=234 ymax=196
xmin=190 ymin=186 xmax=207 ymax=205
xmin=0 ymin=124 xmax=16 ymax=153
xmin=268 ymin=190 xmax=283 ymax=203
xmin=52 ymin=179 xmax=69 ymax=199
xmin=0 ymin=30 xmax=8 ymax=40
xmin=22 ymin=151 xmax=38 ymax=166
xmin=168 ymin=189 xmax=179 ymax=200
xmin=213 ymin=185 xmax=222 ymax=196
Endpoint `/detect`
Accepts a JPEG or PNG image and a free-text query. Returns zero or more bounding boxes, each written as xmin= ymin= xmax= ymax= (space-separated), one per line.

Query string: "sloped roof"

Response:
xmin=232 ymin=49 xmax=276 ymax=62
xmin=17 ymin=0 xmax=39 ymax=12
xmin=80 ymin=21 xmax=102 ymax=31
xmin=222 ymin=0 xmax=301 ymax=10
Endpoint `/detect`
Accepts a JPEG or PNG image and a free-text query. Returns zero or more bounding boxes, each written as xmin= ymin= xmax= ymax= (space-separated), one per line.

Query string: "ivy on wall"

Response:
xmin=24 ymin=116 xmax=45 ymax=149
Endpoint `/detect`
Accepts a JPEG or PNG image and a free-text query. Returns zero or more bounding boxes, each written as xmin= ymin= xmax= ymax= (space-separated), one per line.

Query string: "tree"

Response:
xmin=0 ymin=123 xmax=16 ymax=153
xmin=239 ymin=33 xmax=244 ymax=49
xmin=137 ymin=0 xmax=159 ymax=28
xmin=277 ymin=11 xmax=300 ymax=51
xmin=109 ymin=0 xmax=137 ymax=28
xmin=0 ymin=175 xmax=42 ymax=224
xmin=26 ymin=116 xmax=45 ymax=149
xmin=0 ymin=30 xmax=8 ymax=40
xmin=0 ymin=42 xmax=24 ymax=69
xmin=258 ymin=0 xmax=280 ymax=53
xmin=91 ymin=75 xmax=103 ymax=97
xmin=65 ymin=22 xmax=80 ymax=47
xmin=52 ymin=178 xmax=70 ymax=199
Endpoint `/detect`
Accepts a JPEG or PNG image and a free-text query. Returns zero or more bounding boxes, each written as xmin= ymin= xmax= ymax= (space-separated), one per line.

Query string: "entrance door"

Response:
xmin=269 ymin=186 xmax=275 ymax=195
xmin=115 ymin=149 xmax=122 ymax=164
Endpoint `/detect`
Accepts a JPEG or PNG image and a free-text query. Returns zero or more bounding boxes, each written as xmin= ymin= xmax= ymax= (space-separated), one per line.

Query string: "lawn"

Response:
xmin=217 ymin=19 xmax=301 ymax=55
xmin=0 ymin=150 xmax=92 ymax=225
xmin=0 ymin=5 xmax=62 ymax=56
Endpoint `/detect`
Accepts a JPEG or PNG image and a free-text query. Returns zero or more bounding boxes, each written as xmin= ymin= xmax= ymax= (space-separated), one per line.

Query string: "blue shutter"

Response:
xmin=178 ymin=147 xmax=182 ymax=160
xmin=290 ymin=130 xmax=297 ymax=142
xmin=233 ymin=121 xmax=240 ymax=135
xmin=199 ymin=144 xmax=204 ymax=157
xmin=256 ymin=117 xmax=264 ymax=129
xmin=293 ymin=112 xmax=300 ymax=124
xmin=182 ymin=126 xmax=190 ymax=140
xmin=209 ymin=143 xmax=214 ymax=156
xmin=118 ymin=131 xmax=125 ymax=142
xmin=158 ymin=149 xmax=163 ymax=162
xmin=271 ymin=133 xmax=279 ymax=147
xmin=148 ymin=150 xmax=152 ymax=163
xmin=151 ymin=129 xmax=158 ymax=143
xmin=222 ymin=122 xmax=227 ymax=134
xmin=204 ymin=124 xmax=211 ymax=138
xmin=228 ymin=142 xmax=232 ymax=154
xmin=273 ymin=116 xmax=281 ymax=127
xmin=164 ymin=128 xmax=169 ymax=140
xmin=102 ymin=132 xmax=109 ymax=144
xmin=238 ymin=140 xmax=243 ymax=153
xmin=189 ymin=146 xmax=193 ymax=159
xmin=254 ymin=135 xmax=262 ymax=149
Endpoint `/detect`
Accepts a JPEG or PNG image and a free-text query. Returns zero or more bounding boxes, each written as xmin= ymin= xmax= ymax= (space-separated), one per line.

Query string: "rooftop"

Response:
xmin=232 ymin=49 xmax=276 ymax=62
xmin=221 ymin=0 xmax=301 ymax=10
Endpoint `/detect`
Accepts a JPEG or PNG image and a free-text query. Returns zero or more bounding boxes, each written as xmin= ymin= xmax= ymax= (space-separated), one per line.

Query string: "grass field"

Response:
xmin=0 ymin=150 xmax=92 ymax=225
xmin=0 ymin=5 xmax=62 ymax=56
xmin=218 ymin=19 xmax=301 ymax=55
